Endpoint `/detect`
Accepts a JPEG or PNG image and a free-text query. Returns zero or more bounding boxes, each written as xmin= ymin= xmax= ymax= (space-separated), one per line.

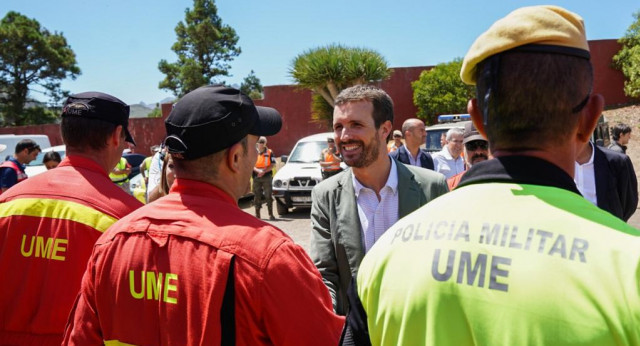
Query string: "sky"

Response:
xmin=2 ymin=0 xmax=638 ymax=106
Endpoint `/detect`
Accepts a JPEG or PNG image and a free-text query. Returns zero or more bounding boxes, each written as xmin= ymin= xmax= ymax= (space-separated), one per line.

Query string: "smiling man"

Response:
xmin=309 ymin=84 xmax=448 ymax=315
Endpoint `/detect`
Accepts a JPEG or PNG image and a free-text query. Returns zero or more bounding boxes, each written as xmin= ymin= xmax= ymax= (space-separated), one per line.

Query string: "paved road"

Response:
xmin=239 ymin=198 xmax=313 ymax=253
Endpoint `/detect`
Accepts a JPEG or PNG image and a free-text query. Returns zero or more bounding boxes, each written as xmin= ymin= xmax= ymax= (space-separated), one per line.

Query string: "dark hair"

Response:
xmin=43 ymin=151 xmax=62 ymax=164
xmin=61 ymin=117 xmax=119 ymax=151
xmin=172 ymin=136 xmax=248 ymax=180
xmin=334 ymin=85 xmax=394 ymax=129
xmin=475 ymin=52 xmax=592 ymax=150
xmin=611 ymin=123 xmax=632 ymax=141
xmin=15 ymin=139 xmax=40 ymax=154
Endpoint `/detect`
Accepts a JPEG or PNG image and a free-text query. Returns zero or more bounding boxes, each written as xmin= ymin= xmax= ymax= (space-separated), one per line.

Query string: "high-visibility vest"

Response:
xmin=322 ymin=150 xmax=341 ymax=171
xmin=109 ymin=157 xmax=129 ymax=185
xmin=356 ymin=182 xmax=640 ymax=345
xmin=0 ymin=159 xmax=27 ymax=192
xmin=255 ymin=149 xmax=273 ymax=169
xmin=142 ymin=156 xmax=152 ymax=176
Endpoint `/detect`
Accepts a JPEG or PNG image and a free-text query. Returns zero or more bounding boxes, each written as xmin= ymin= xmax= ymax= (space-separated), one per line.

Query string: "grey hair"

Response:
xmin=446 ymin=127 xmax=464 ymax=141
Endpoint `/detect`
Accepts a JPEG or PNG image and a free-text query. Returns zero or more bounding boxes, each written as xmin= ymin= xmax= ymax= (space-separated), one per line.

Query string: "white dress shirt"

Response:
xmin=574 ymin=143 xmax=597 ymax=205
xmin=432 ymin=146 xmax=465 ymax=179
xmin=352 ymin=159 xmax=399 ymax=253
xmin=407 ymin=149 xmax=420 ymax=167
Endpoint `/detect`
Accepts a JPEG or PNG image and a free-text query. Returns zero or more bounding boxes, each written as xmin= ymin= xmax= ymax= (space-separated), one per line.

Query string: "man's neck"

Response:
xmin=576 ymin=142 xmax=593 ymax=165
xmin=352 ymin=155 xmax=392 ymax=193
xmin=406 ymin=143 xmax=421 ymax=158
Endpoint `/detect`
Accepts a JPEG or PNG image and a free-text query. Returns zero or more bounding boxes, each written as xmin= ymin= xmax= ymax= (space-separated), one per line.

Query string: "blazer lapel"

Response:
xmin=395 ymin=160 xmax=424 ymax=218
xmin=334 ymin=170 xmax=364 ymax=271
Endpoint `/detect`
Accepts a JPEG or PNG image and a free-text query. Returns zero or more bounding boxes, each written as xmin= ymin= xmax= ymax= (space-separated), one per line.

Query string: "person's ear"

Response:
xmin=110 ymin=125 xmax=125 ymax=147
xmin=468 ymin=99 xmax=487 ymax=138
xmin=226 ymin=141 xmax=243 ymax=173
xmin=380 ymin=120 xmax=392 ymax=139
xmin=576 ymin=94 xmax=604 ymax=143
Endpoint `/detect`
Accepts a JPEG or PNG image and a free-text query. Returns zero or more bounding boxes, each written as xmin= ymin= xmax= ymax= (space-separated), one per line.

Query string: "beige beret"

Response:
xmin=461 ymin=5 xmax=589 ymax=85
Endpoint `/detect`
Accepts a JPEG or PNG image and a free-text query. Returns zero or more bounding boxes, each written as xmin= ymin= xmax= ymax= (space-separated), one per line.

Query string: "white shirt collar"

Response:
xmin=352 ymin=158 xmax=398 ymax=197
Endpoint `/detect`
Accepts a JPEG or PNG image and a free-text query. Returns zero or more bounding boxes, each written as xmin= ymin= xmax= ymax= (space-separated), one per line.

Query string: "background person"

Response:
xmin=432 ymin=127 xmax=465 ymax=178
xmin=0 ymin=139 xmax=41 ymax=192
xmin=43 ymin=151 xmax=62 ymax=170
xmin=389 ymin=118 xmax=435 ymax=170
xmin=575 ymin=140 xmax=638 ymax=221
xmin=109 ymin=155 xmax=132 ymax=192
xmin=0 ymin=92 xmax=142 ymax=344
xmin=342 ymin=6 xmax=640 ymax=345
xmin=319 ymin=137 xmax=343 ymax=179
xmin=310 ymin=85 xmax=448 ymax=315
xmin=253 ymin=136 xmax=275 ymax=220
xmin=447 ymin=121 xmax=490 ymax=189
xmin=63 ymin=85 xmax=344 ymax=345
xmin=146 ymin=152 xmax=175 ymax=203
xmin=387 ymin=129 xmax=403 ymax=153
xmin=608 ymin=122 xmax=632 ymax=154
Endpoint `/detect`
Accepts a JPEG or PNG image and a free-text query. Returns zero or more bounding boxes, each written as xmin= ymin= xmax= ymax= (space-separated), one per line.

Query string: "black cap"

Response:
xmin=463 ymin=121 xmax=486 ymax=144
xmin=164 ymin=85 xmax=282 ymax=160
xmin=61 ymin=92 xmax=135 ymax=145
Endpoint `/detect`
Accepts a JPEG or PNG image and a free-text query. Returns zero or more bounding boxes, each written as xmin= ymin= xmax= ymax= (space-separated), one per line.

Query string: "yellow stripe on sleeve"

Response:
xmin=0 ymin=198 xmax=118 ymax=232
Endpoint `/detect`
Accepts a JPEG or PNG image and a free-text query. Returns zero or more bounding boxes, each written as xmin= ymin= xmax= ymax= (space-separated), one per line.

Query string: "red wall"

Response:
xmin=0 ymin=39 xmax=630 ymax=157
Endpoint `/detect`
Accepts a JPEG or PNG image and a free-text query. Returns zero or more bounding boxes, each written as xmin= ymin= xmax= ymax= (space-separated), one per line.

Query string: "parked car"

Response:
xmin=272 ymin=132 xmax=345 ymax=215
xmin=0 ymin=134 xmax=51 ymax=163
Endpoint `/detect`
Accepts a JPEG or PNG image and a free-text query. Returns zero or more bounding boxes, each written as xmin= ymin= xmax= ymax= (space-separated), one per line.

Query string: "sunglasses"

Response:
xmin=465 ymin=141 xmax=488 ymax=151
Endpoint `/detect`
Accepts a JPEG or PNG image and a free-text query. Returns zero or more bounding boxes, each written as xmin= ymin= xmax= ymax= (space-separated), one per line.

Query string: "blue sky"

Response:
xmin=2 ymin=0 xmax=638 ymax=105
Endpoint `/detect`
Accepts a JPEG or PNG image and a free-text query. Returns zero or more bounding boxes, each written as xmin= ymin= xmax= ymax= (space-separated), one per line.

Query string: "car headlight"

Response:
xmin=274 ymin=180 xmax=282 ymax=188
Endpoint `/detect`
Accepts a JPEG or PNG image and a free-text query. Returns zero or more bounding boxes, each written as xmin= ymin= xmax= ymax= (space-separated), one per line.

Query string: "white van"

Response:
xmin=272 ymin=132 xmax=345 ymax=215
xmin=0 ymin=134 xmax=51 ymax=162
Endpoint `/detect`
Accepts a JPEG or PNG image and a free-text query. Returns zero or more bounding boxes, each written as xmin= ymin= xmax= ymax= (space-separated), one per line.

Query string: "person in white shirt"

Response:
xmin=309 ymin=85 xmax=448 ymax=315
xmin=432 ymin=127 xmax=465 ymax=178
xmin=575 ymin=140 xmax=638 ymax=221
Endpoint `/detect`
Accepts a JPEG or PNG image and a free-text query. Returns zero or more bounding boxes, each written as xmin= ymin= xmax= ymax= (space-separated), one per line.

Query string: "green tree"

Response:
xmin=158 ymin=0 xmax=241 ymax=97
xmin=147 ymin=104 xmax=163 ymax=118
xmin=0 ymin=11 xmax=80 ymax=126
xmin=613 ymin=11 xmax=640 ymax=99
xmin=240 ymin=70 xmax=263 ymax=99
xmin=289 ymin=44 xmax=390 ymax=128
xmin=412 ymin=58 xmax=474 ymax=124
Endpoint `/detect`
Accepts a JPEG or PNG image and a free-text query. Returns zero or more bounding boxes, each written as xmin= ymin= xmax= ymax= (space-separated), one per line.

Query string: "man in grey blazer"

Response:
xmin=310 ymin=85 xmax=449 ymax=315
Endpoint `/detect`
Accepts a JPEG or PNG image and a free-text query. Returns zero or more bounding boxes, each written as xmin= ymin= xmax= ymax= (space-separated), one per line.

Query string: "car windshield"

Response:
xmin=288 ymin=141 xmax=328 ymax=163
xmin=425 ymin=130 xmax=446 ymax=152
xmin=27 ymin=149 xmax=66 ymax=166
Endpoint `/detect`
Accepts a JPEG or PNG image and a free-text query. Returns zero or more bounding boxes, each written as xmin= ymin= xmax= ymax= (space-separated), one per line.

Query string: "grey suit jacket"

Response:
xmin=310 ymin=158 xmax=449 ymax=315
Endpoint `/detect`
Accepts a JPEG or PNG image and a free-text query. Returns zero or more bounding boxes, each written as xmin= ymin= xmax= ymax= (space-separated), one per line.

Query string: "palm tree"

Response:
xmin=290 ymin=44 xmax=390 ymax=128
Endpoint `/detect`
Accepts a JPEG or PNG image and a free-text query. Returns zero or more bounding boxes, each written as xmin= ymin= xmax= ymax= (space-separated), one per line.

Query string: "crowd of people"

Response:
xmin=0 ymin=4 xmax=639 ymax=345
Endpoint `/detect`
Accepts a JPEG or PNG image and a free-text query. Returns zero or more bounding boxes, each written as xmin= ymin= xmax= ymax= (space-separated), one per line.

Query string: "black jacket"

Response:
xmin=389 ymin=145 xmax=435 ymax=170
xmin=593 ymin=145 xmax=638 ymax=221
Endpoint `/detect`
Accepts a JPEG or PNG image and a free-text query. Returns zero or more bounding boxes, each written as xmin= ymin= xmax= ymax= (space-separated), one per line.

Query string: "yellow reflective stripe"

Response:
xmin=104 ymin=340 xmax=136 ymax=346
xmin=0 ymin=198 xmax=117 ymax=233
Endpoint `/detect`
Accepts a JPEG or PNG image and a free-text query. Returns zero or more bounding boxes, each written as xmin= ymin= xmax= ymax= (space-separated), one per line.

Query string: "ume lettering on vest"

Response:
xmin=129 ymin=270 xmax=178 ymax=304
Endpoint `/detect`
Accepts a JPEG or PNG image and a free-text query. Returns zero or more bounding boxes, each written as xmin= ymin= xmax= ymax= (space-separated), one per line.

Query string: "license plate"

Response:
xmin=291 ymin=196 xmax=312 ymax=203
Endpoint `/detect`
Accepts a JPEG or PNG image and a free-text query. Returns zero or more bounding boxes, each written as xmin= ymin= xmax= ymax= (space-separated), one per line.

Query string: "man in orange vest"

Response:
xmin=319 ymin=137 xmax=343 ymax=180
xmin=253 ymin=136 xmax=275 ymax=220
xmin=0 ymin=139 xmax=41 ymax=192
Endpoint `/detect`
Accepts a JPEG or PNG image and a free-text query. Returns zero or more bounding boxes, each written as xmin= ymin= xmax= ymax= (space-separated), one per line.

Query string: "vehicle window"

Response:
xmin=288 ymin=141 xmax=328 ymax=163
xmin=425 ymin=130 xmax=446 ymax=152
xmin=27 ymin=150 xmax=66 ymax=166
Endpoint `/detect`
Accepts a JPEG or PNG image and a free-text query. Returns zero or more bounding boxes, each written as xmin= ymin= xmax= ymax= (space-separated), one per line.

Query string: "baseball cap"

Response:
xmin=61 ymin=92 xmax=135 ymax=145
xmin=393 ymin=130 xmax=403 ymax=138
xmin=461 ymin=5 xmax=590 ymax=85
xmin=463 ymin=121 xmax=486 ymax=144
xmin=165 ymin=85 xmax=282 ymax=160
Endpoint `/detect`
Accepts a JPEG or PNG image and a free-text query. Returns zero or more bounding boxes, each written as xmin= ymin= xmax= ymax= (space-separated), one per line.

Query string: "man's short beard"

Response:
xmin=343 ymin=132 xmax=381 ymax=168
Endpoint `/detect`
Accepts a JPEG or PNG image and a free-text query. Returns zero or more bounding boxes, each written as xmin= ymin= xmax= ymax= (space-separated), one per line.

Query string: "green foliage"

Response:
xmin=289 ymin=44 xmax=390 ymax=125
xmin=412 ymin=58 xmax=474 ymax=124
xmin=613 ymin=11 xmax=640 ymax=99
xmin=311 ymin=93 xmax=335 ymax=129
xmin=147 ymin=107 xmax=163 ymax=118
xmin=0 ymin=11 xmax=80 ymax=126
xmin=158 ymin=0 xmax=241 ymax=97
xmin=240 ymin=70 xmax=263 ymax=99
